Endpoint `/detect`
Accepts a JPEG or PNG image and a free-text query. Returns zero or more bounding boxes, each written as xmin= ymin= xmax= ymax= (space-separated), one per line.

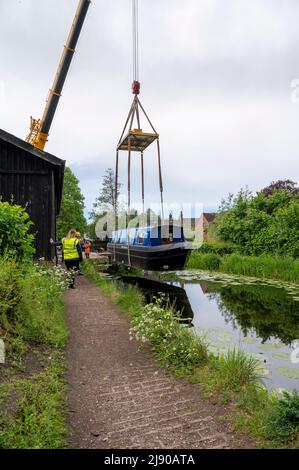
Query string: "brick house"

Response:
xmin=182 ymin=213 xmax=216 ymax=241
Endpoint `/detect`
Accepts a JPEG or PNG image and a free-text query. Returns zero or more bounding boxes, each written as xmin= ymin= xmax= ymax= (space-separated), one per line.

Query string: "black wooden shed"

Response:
xmin=0 ymin=128 xmax=65 ymax=259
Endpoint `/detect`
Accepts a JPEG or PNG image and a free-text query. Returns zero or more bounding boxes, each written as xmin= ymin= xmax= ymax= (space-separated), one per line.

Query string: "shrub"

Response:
xmin=266 ymin=390 xmax=299 ymax=443
xmin=216 ymin=188 xmax=299 ymax=257
xmin=0 ymin=201 xmax=35 ymax=259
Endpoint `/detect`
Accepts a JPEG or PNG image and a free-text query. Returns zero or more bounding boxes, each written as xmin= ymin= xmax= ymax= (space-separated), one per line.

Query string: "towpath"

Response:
xmin=65 ymin=276 xmax=254 ymax=449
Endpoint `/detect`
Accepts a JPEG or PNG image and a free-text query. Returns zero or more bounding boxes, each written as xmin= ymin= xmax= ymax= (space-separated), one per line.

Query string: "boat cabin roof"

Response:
xmin=111 ymin=225 xmax=184 ymax=246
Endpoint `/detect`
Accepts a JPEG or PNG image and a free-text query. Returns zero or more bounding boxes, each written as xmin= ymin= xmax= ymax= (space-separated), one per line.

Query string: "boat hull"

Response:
xmin=107 ymin=243 xmax=191 ymax=271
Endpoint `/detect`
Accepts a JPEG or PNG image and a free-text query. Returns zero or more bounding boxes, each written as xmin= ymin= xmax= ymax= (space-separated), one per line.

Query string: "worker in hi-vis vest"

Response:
xmin=50 ymin=229 xmax=83 ymax=288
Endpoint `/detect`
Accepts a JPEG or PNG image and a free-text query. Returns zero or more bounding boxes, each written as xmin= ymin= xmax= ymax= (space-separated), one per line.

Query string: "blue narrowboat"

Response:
xmin=107 ymin=225 xmax=191 ymax=271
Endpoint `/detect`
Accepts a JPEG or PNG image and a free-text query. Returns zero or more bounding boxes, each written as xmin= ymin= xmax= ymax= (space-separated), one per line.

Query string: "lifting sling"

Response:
xmin=115 ymin=0 xmax=165 ymax=266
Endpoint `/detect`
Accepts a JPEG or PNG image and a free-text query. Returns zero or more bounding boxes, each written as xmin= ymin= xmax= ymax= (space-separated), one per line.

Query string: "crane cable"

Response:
xmin=126 ymin=0 xmax=165 ymax=267
xmin=132 ymin=0 xmax=139 ymax=82
xmin=131 ymin=0 xmax=164 ymax=222
xmin=127 ymin=0 xmax=140 ymax=267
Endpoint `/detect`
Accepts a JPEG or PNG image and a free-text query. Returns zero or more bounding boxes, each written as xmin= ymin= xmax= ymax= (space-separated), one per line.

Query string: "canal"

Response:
xmin=118 ymin=270 xmax=299 ymax=393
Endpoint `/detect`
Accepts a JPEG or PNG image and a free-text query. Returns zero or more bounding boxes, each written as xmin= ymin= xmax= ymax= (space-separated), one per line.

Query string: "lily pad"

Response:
xmin=256 ymin=365 xmax=270 ymax=376
xmin=258 ymin=343 xmax=284 ymax=351
xmin=206 ymin=326 xmax=224 ymax=334
xmin=216 ymin=331 xmax=234 ymax=341
xmin=277 ymin=368 xmax=299 ymax=379
xmin=273 ymin=352 xmax=291 ymax=362
xmin=242 ymin=337 xmax=257 ymax=345
xmin=250 ymin=352 xmax=269 ymax=363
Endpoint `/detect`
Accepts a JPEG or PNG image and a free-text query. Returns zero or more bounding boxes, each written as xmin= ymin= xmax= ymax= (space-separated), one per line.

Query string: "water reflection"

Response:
xmin=178 ymin=280 xmax=299 ymax=392
xmin=119 ymin=276 xmax=194 ymax=325
xmin=188 ymin=282 xmax=299 ymax=345
xmin=120 ymin=272 xmax=299 ymax=391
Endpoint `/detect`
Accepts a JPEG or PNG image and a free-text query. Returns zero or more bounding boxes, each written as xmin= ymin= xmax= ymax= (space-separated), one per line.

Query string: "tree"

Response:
xmin=218 ymin=187 xmax=252 ymax=213
xmin=88 ymin=169 xmax=121 ymax=239
xmin=261 ymin=180 xmax=299 ymax=197
xmin=56 ymin=167 xmax=86 ymax=240
xmin=91 ymin=168 xmax=120 ymax=217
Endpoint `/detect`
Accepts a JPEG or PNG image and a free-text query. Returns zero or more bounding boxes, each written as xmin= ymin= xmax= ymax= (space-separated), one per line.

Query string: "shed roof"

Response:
xmin=0 ymin=128 xmax=65 ymax=212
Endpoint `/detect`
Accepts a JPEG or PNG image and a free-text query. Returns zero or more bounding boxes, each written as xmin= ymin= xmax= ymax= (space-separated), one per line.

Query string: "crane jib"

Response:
xmin=26 ymin=0 xmax=91 ymax=150
xmin=41 ymin=0 xmax=91 ymax=136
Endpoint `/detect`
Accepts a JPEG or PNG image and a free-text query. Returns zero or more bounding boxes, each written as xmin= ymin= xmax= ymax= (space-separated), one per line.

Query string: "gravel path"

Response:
xmin=65 ymin=276 xmax=254 ymax=449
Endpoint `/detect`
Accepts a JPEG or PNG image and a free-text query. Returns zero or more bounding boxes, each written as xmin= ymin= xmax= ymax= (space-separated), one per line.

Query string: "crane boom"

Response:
xmin=26 ymin=0 xmax=91 ymax=151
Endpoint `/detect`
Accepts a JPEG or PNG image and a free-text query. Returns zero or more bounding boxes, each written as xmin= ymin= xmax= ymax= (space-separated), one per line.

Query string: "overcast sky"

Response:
xmin=0 ymin=0 xmax=299 ymax=217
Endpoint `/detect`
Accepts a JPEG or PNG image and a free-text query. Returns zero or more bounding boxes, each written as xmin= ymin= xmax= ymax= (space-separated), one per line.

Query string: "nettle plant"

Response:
xmin=0 ymin=201 xmax=35 ymax=258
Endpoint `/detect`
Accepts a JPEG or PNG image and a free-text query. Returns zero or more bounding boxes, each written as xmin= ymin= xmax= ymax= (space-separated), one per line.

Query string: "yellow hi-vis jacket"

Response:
xmin=62 ymin=237 xmax=80 ymax=260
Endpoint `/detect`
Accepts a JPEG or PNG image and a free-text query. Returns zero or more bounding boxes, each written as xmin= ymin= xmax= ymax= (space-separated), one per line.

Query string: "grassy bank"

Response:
xmin=187 ymin=251 xmax=299 ymax=284
xmin=0 ymin=258 xmax=68 ymax=449
xmin=84 ymin=260 xmax=299 ymax=448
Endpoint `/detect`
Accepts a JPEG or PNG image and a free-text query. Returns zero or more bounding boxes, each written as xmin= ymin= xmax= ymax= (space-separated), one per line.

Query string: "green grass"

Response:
xmin=188 ymin=252 xmax=222 ymax=271
xmin=0 ymin=351 xmax=66 ymax=449
xmin=200 ymin=349 xmax=263 ymax=395
xmin=0 ymin=257 xmax=68 ymax=449
xmin=187 ymin=252 xmax=299 ymax=284
xmin=83 ymin=259 xmax=299 ymax=448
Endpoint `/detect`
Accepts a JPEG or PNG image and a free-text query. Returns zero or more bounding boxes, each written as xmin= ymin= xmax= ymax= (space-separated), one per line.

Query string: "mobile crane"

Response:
xmin=26 ymin=0 xmax=91 ymax=151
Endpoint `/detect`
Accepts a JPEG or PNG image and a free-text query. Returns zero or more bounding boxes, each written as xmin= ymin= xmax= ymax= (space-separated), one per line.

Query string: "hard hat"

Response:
xmin=75 ymin=232 xmax=81 ymax=238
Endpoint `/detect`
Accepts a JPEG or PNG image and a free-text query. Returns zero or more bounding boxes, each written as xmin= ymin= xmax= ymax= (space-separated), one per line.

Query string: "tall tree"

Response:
xmin=87 ymin=169 xmax=121 ymax=239
xmin=57 ymin=167 xmax=86 ymax=239
xmin=91 ymin=168 xmax=120 ymax=217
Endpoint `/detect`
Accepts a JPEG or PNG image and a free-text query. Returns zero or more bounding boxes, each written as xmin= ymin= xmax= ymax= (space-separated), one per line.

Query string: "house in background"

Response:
xmin=182 ymin=213 xmax=216 ymax=242
xmin=201 ymin=212 xmax=216 ymax=241
xmin=0 ymin=128 xmax=65 ymax=259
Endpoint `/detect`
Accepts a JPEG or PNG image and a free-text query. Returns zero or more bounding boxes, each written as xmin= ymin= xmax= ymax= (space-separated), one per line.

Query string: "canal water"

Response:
xmin=119 ymin=270 xmax=299 ymax=393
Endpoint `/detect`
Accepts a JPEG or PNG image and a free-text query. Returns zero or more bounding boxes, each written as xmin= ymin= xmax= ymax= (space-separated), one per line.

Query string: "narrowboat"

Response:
xmin=107 ymin=225 xmax=191 ymax=271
